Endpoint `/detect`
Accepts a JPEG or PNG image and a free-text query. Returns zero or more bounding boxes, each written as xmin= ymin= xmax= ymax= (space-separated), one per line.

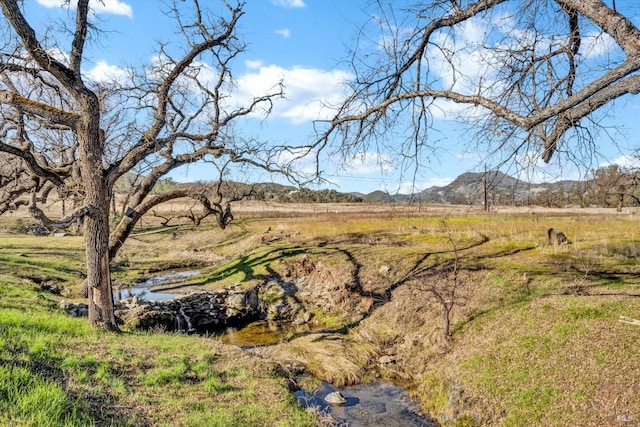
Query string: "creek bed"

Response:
xmin=114 ymin=272 xmax=435 ymax=426
xmin=220 ymin=325 xmax=435 ymax=426
xmin=211 ymin=319 xmax=315 ymax=346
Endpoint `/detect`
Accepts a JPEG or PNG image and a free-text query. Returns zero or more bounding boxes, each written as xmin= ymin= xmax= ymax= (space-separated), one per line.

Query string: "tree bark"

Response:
xmin=85 ymin=210 xmax=116 ymax=330
xmin=78 ymin=96 xmax=117 ymax=331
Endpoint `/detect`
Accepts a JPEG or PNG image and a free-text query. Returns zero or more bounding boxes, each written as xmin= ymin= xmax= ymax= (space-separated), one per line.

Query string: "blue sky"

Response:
xmin=26 ymin=0 xmax=640 ymax=194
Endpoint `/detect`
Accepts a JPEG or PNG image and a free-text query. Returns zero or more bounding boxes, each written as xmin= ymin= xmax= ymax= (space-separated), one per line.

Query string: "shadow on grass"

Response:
xmin=191 ymin=245 xmax=309 ymax=287
xmin=285 ymin=234 xmax=506 ymax=339
xmin=563 ymin=268 xmax=640 ymax=298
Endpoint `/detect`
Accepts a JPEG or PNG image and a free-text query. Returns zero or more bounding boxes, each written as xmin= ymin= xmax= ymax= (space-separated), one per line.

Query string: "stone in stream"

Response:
xmin=325 ymin=391 xmax=348 ymax=406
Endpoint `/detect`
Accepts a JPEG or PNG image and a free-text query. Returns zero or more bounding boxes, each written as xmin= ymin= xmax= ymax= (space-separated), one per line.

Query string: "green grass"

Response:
xmin=0 ymin=276 xmax=318 ymax=426
xmin=2 ymin=207 xmax=640 ymax=426
xmin=452 ymin=297 xmax=640 ymax=425
xmin=0 ymin=365 xmax=93 ymax=427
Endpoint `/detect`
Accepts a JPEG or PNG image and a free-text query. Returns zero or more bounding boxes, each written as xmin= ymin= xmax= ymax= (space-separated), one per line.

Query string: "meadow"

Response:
xmin=1 ymin=202 xmax=639 ymax=426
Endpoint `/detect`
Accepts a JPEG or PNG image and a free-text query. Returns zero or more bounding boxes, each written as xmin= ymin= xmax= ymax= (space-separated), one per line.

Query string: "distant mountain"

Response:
xmin=145 ymin=171 xmax=586 ymax=206
xmin=360 ymin=190 xmax=396 ymax=203
xmin=356 ymin=171 xmax=586 ymax=205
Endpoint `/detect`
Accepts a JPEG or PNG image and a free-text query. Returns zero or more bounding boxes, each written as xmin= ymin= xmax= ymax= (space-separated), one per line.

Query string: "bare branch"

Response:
xmin=69 ymin=0 xmax=89 ymax=76
xmin=317 ymin=0 xmax=640 ymax=169
xmin=0 ymin=0 xmax=79 ymax=92
xmin=28 ymin=190 xmax=98 ymax=229
xmin=0 ymin=90 xmax=79 ymax=128
xmin=113 ymin=2 xmax=246 ymax=179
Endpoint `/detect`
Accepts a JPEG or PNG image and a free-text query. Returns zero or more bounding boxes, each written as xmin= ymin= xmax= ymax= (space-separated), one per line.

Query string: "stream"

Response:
xmin=295 ymin=380 xmax=435 ymax=427
xmin=114 ymin=271 xmax=199 ymax=301
xmin=212 ymin=320 xmax=310 ymax=346
xmin=114 ymin=271 xmax=435 ymax=426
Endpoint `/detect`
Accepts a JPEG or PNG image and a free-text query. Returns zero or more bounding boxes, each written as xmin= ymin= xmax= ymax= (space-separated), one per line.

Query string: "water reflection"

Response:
xmin=114 ymin=271 xmax=199 ymax=301
xmin=212 ymin=320 xmax=313 ymax=346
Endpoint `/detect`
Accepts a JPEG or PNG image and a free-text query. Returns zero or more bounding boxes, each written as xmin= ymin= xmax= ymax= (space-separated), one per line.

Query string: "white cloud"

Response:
xmin=85 ymin=60 xmax=127 ymax=84
xmin=234 ymin=64 xmax=353 ymax=123
xmin=36 ymin=0 xmax=133 ymax=18
xmin=581 ymin=32 xmax=616 ymax=59
xmin=345 ymin=152 xmax=395 ymax=174
xmin=270 ymin=0 xmax=306 ymax=8
xmin=507 ymin=150 xmax=589 ymax=183
xmin=605 ymin=155 xmax=640 ymax=170
xmin=46 ymin=46 xmax=70 ymax=65
xmin=274 ymin=146 xmax=319 ymax=177
xmin=245 ymin=60 xmax=263 ymax=69
xmin=428 ymin=18 xmax=495 ymax=94
xmin=275 ymin=29 xmax=291 ymax=38
xmin=143 ymin=56 xmax=352 ymax=125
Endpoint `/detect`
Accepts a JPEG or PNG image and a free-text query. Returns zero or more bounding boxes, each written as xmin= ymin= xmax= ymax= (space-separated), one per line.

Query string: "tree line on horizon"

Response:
xmin=127 ymin=163 xmax=640 ymax=210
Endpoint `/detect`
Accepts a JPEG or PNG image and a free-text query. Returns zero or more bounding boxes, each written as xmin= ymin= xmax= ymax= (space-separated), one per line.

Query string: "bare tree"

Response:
xmin=587 ymin=163 xmax=640 ymax=209
xmin=312 ymin=0 xmax=640 ymax=176
xmin=0 ymin=1 xmax=291 ymax=330
xmin=416 ymin=220 xmax=466 ymax=345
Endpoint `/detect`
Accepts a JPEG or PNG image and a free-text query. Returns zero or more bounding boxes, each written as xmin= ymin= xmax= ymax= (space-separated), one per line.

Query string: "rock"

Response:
xmin=40 ymin=282 xmax=61 ymax=295
xmin=112 ymin=288 xmax=262 ymax=332
xmin=379 ymin=355 xmax=395 ymax=364
xmin=59 ymin=301 xmax=88 ymax=317
xmin=119 ymin=306 xmax=175 ymax=331
xmin=268 ymin=303 xmax=291 ymax=320
xmin=226 ymin=292 xmax=247 ymax=309
xmin=227 ymin=290 xmax=260 ymax=311
xmin=325 ymin=391 xmax=347 ymax=406
xmin=292 ymin=311 xmax=312 ymax=325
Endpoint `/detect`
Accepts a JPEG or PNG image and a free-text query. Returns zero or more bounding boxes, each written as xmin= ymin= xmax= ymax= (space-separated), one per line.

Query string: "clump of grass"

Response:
xmin=0 ymin=365 xmax=93 ymax=427
xmin=415 ymin=372 xmax=449 ymax=415
xmin=267 ymin=333 xmax=377 ymax=387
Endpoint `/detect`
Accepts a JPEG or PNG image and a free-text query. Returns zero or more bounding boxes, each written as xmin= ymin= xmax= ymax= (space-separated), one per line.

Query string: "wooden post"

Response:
xmin=483 ymin=175 xmax=488 ymax=212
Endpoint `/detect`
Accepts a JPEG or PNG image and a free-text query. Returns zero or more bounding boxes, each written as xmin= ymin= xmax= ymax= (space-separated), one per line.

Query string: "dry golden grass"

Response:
xmin=258 ymin=332 xmax=377 ymax=387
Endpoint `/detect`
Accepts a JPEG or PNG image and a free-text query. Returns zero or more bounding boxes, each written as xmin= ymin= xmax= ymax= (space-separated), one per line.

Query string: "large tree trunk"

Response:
xmin=78 ymin=98 xmax=117 ymax=331
xmin=85 ymin=206 xmax=117 ymax=330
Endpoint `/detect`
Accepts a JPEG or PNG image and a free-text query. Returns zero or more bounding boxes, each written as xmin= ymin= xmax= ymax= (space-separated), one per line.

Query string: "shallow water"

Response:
xmin=295 ymin=380 xmax=435 ymax=426
xmin=114 ymin=271 xmax=199 ymax=301
xmin=212 ymin=320 xmax=315 ymax=346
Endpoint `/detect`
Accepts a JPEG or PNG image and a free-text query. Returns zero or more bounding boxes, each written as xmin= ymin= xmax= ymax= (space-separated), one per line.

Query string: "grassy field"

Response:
xmin=1 ymin=203 xmax=639 ymax=426
xmin=0 ymin=215 xmax=319 ymax=426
